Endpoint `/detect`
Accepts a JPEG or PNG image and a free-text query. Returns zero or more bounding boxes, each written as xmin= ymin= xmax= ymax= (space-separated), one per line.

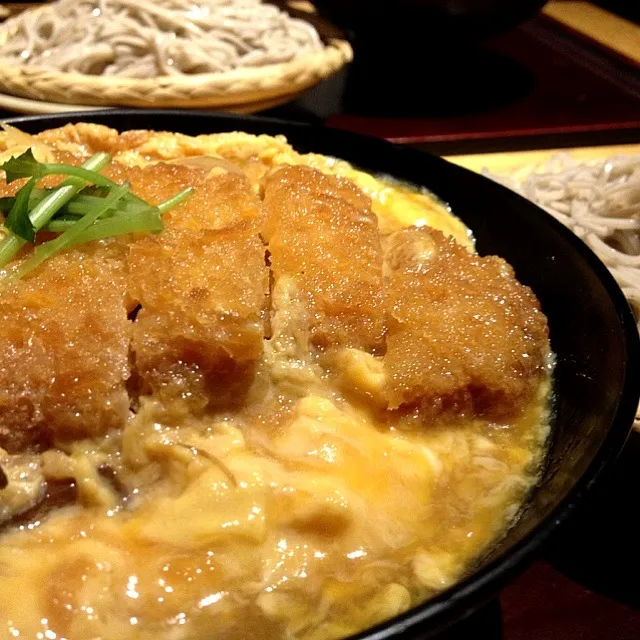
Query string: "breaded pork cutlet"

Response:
xmin=263 ymin=165 xmax=385 ymax=353
xmin=0 ymin=158 xmax=267 ymax=448
xmin=103 ymin=162 xmax=262 ymax=234
xmin=0 ymin=249 xmax=130 ymax=453
xmin=126 ymin=164 xmax=267 ymax=413
xmin=383 ymin=227 xmax=549 ymax=419
xmin=57 ymin=159 xmax=268 ymax=414
xmin=128 ymin=224 xmax=267 ymax=413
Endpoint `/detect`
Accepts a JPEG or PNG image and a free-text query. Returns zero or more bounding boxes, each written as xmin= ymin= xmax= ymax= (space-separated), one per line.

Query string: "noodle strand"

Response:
xmin=486 ymin=154 xmax=640 ymax=430
xmin=0 ymin=0 xmax=323 ymax=77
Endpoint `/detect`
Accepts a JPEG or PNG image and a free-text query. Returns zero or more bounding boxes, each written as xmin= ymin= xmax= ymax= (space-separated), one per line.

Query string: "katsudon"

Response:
xmin=0 ymin=123 xmax=551 ymax=640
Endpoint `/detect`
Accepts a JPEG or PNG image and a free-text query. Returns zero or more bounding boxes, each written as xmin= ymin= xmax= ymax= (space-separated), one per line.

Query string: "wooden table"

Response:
xmin=317 ymin=0 xmax=640 ymax=154
xmin=500 ymin=429 xmax=640 ymax=640
xmin=450 ymin=143 xmax=640 ymax=174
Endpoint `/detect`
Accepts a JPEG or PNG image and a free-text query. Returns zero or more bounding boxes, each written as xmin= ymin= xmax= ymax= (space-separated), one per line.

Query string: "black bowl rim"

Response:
xmin=3 ymin=108 xmax=639 ymax=639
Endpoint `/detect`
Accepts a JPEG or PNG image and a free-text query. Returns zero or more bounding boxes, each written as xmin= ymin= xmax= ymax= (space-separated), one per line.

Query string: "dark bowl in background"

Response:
xmin=4 ymin=110 xmax=639 ymax=639
xmin=311 ymin=0 xmax=548 ymax=41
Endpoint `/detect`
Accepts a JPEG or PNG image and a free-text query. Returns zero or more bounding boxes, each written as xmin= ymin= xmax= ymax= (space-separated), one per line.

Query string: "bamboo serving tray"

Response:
xmin=0 ymin=3 xmax=352 ymax=112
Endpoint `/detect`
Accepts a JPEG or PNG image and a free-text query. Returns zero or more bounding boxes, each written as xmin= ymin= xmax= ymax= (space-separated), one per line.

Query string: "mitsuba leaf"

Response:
xmin=5 ymin=176 xmax=37 ymax=242
xmin=0 ymin=149 xmax=44 ymax=184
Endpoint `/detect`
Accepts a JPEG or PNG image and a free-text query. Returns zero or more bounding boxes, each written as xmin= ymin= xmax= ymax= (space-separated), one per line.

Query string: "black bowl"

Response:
xmin=4 ymin=109 xmax=639 ymax=639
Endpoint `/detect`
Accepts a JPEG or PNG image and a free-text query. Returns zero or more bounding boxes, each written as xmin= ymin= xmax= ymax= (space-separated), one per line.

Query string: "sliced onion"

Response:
xmin=0 ymin=123 xmax=56 ymax=163
xmin=167 ymin=155 xmax=244 ymax=176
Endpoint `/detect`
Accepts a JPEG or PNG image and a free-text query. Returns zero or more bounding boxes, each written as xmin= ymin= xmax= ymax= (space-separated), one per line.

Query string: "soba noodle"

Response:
xmin=0 ymin=0 xmax=323 ymax=78
xmin=486 ymin=154 xmax=640 ymax=430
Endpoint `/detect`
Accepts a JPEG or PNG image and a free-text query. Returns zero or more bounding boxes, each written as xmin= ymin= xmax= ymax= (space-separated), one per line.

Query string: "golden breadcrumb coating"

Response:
xmin=263 ymin=165 xmax=385 ymax=353
xmin=0 ymin=123 xmax=550 ymax=451
xmin=0 ymin=249 xmax=130 ymax=452
xmin=0 ymin=156 xmax=267 ymax=442
xmin=383 ymin=227 xmax=549 ymax=418
xmin=28 ymin=123 xmax=470 ymax=246
xmin=121 ymin=162 xmax=266 ymax=412
xmin=35 ymin=122 xmax=120 ymax=157
xmin=103 ymin=162 xmax=262 ymax=233
xmin=128 ymin=225 xmax=267 ymax=413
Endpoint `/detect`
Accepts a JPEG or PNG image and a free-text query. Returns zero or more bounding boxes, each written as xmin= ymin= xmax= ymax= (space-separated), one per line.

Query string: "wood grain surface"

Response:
xmin=448 ymin=143 xmax=640 ymax=173
xmin=543 ymin=0 xmax=640 ymax=65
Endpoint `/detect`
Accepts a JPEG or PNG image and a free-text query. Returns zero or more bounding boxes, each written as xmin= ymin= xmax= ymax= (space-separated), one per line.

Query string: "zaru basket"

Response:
xmin=0 ymin=3 xmax=352 ymax=112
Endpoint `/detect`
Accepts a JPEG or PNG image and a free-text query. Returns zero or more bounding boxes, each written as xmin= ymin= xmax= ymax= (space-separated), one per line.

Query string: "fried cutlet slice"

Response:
xmin=384 ymin=227 xmax=549 ymax=419
xmin=0 ymin=152 xmax=259 ymax=232
xmin=263 ymin=165 xmax=385 ymax=353
xmin=0 ymin=248 xmax=130 ymax=453
xmin=123 ymin=161 xmax=267 ymax=412
xmin=128 ymin=223 xmax=268 ymax=414
xmin=34 ymin=123 xmax=120 ymax=157
xmin=0 ymin=158 xmax=265 ymax=449
xmin=3 ymin=127 xmax=261 ymax=232
xmin=103 ymin=162 xmax=262 ymax=233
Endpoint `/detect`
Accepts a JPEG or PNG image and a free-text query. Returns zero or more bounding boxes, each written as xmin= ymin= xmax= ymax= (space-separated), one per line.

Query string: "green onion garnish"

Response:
xmin=0 ymin=149 xmax=193 ymax=278
xmin=5 ymin=176 xmax=38 ymax=242
xmin=157 ymin=187 xmax=193 ymax=214
xmin=65 ymin=210 xmax=165 ymax=245
xmin=0 ymin=152 xmax=110 ymax=268
xmin=11 ymin=182 xmax=130 ymax=282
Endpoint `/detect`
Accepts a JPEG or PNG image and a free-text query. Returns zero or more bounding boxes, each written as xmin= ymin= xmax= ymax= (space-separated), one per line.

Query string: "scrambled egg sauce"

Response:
xmin=0 ymin=126 xmax=550 ymax=640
